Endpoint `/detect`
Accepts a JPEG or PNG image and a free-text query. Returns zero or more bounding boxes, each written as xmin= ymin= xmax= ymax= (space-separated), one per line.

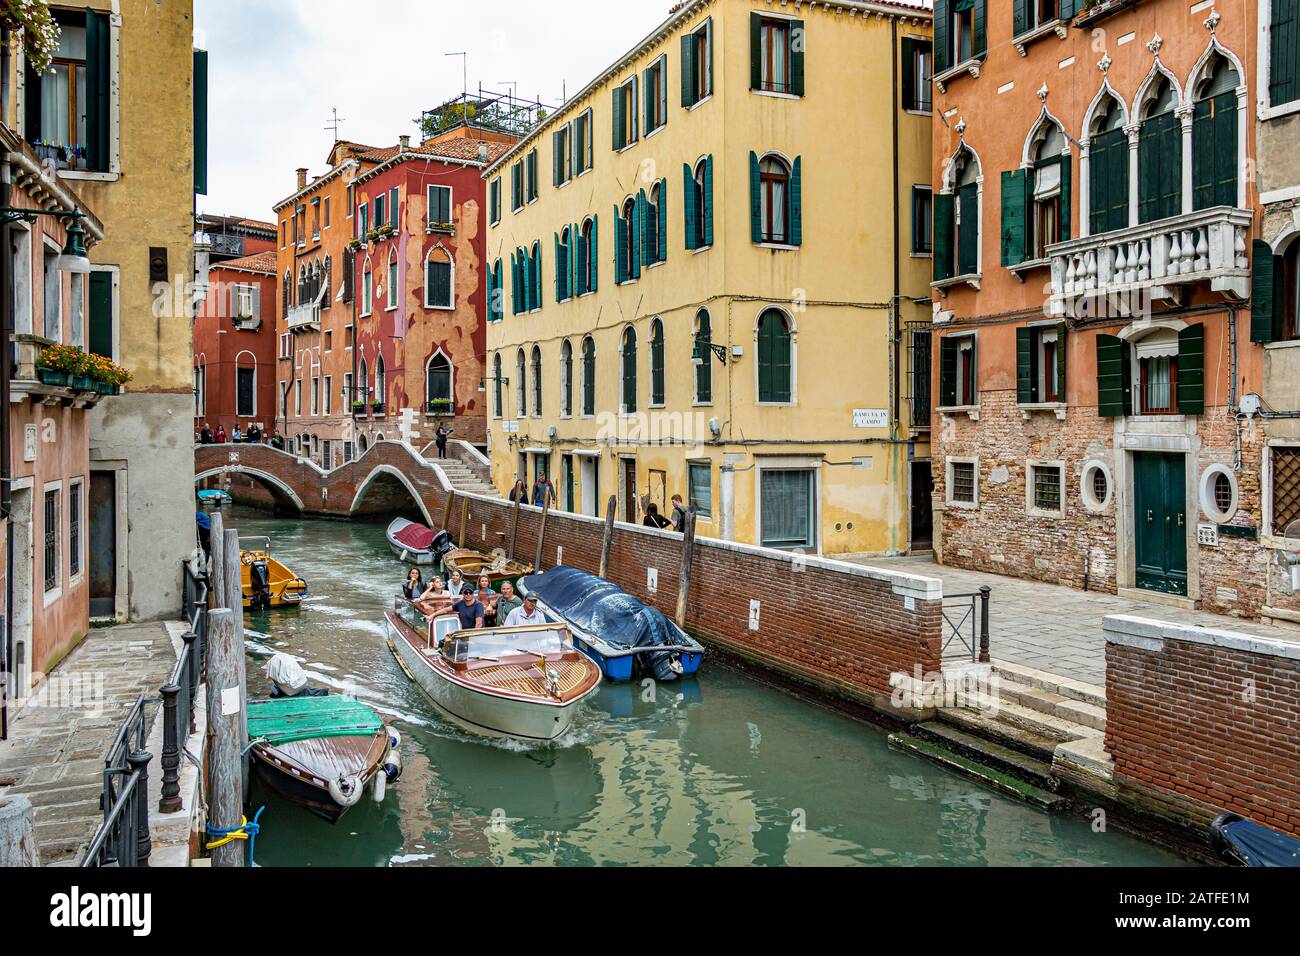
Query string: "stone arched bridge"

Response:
xmin=194 ymin=441 xmax=465 ymax=525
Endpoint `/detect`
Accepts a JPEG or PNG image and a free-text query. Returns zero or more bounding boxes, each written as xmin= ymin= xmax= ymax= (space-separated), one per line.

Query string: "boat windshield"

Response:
xmin=441 ymin=626 xmax=571 ymax=664
xmin=397 ymin=600 xmax=431 ymax=644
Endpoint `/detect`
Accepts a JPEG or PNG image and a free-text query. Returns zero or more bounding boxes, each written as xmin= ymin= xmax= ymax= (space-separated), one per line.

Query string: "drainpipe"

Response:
xmin=1 ymin=24 xmax=13 ymax=740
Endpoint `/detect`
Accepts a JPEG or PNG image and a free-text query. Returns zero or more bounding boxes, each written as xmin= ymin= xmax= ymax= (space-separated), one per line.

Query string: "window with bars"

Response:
xmin=69 ymin=482 xmax=81 ymax=578
xmin=1031 ymin=463 xmax=1063 ymax=514
xmin=949 ymin=460 xmax=977 ymax=505
xmin=44 ymin=489 xmax=59 ymax=593
xmin=908 ymin=323 xmax=931 ymax=428
xmin=1272 ymin=446 xmax=1300 ymax=536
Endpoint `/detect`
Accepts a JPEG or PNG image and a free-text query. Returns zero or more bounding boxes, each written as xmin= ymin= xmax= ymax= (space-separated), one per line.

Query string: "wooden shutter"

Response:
xmin=589 ymin=215 xmax=599 ymax=292
xmin=86 ymin=11 xmax=111 ymax=173
xmin=683 ymin=164 xmax=699 ymax=250
xmin=939 ymin=335 xmax=958 ymax=408
xmin=1090 ymin=127 xmax=1129 ymax=235
xmin=1059 ymin=155 xmax=1072 ymax=241
xmin=1012 ymin=0 xmax=1029 ymax=37
xmin=704 ymin=155 xmax=715 ymax=246
xmin=1193 ymin=92 xmax=1238 ymax=210
xmin=1001 ymin=169 xmax=1028 ymax=267
xmin=194 ymin=49 xmax=209 ymax=194
xmin=632 ymin=192 xmax=645 ymax=279
xmin=554 ymin=233 xmax=562 ymax=301
xmin=615 ymin=206 xmax=628 ymax=285
xmin=658 ymin=178 xmax=669 ymax=264
xmin=1139 ymin=114 xmax=1181 ymax=223
xmin=533 ymin=246 xmax=543 ymax=311
xmin=622 ymin=334 xmax=637 ymax=412
xmin=934 ymin=193 xmax=955 ymax=281
xmin=1252 ymin=239 xmax=1282 ymax=343
xmin=790 ymin=157 xmax=803 ymax=246
xmin=89 ymin=271 xmax=113 ymax=359
xmin=1273 ymin=0 xmax=1300 ymax=106
xmin=1016 ymin=326 xmax=1037 ymax=404
xmin=1060 ymin=0 xmax=1077 ymax=18
xmin=973 ymin=0 xmax=987 ymax=59
xmin=933 ymin=0 xmax=951 ymax=76
xmin=23 ymin=62 xmax=42 ymax=142
xmin=553 ymin=130 xmax=563 ymax=186
xmin=901 ymin=37 xmax=917 ymax=110
xmin=569 ymin=225 xmax=579 ymax=299
xmin=651 ymin=325 xmax=665 ymax=404
xmin=958 ymin=183 xmax=979 ymax=276
xmin=750 ymin=13 xmax=763 ymax=90
xmin=1055 ymin=323 xmax=1068 ymax=397
xmin=790 ymin=19 xmax=805 ymax=96
xmin=750 ymin=151 xmax=762 ymax=243
xmin=682 ymin=32 xmax=697 ymax=107
xmin=1096 ymin=334 xmax=1131 ymax=417
xmin=1177 ymin=323 xmax=1205 ymax=416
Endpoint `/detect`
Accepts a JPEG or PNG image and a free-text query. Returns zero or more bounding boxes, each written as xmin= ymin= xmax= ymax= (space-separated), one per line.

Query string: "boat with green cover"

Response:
xmin=247 ymin=694 xmax=398 ymax=823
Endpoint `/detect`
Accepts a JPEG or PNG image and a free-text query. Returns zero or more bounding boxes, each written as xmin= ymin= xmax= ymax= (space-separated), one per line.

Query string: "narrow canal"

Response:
xmin=226 ymin=506 xmax=1187 ymax=867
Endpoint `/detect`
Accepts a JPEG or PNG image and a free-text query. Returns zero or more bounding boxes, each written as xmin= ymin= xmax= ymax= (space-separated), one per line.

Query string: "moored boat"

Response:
xmin=246 ymin=692 xmax=399 ymax=824
xmin=386 ymin=517 xmax=454 ymax=566
xmin=384 ymin=598 xmax=601 ymax=742
xmin=1211 ymin=813 xmax=1300 ymax=867
xmin=197 ymin=489 xmax=232 ymax=508
xmin=240 ymin=536 xmax=309 ymax=610
xmin=519 ymin=566 xmax=704 ymax=682
xmin=441 ymin=548 xmax=534 ymax=590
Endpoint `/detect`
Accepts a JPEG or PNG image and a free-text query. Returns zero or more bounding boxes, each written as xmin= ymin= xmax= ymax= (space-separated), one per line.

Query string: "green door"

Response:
xmin=563 ymin=455 xmax=575 ymax=513
xmin=1133 ymin=453 xmax=1188 ymax=596
xmin=89 ymin=271 xmax=113 ymax=359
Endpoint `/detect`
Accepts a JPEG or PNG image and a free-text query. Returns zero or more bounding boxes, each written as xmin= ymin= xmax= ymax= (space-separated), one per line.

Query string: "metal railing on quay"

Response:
xmin=941 ymin=586 xmax=991 ymax=665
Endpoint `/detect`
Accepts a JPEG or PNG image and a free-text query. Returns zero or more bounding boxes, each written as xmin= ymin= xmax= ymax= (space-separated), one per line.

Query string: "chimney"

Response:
xmin=478 ymin=143 xmax=489 ymax=163
xmin=296 ymin=167 xmax=308 ymax=190
xmin=399 ymin=135 xmax=410 ymax=153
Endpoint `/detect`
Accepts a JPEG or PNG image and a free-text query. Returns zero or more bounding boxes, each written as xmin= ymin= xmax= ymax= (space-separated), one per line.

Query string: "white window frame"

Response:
xmin=946 ymin=456 xmax=980 ymax=510
xmin=235 ymin=352 xmax=257 ymax=418
xmin=294 ymin=379 xmax=302 ymax=416
xmin=68 ymin=476 xmax=84 ymax=586
xmin=424 ymin=246 xmax=455 ymax=310
xmin=575 ymin=108 xmax=594 ymax=175
xmin=386 ymin=249 xmax=399 ymax=312
xmin=1026 ymin=459 xmax=1066 ymax=519
xmin=1200 ymin=463 xmax=1240 ymax=525
xmin=323 ymin=375 xmax=332 ymax=417
xmin=754 ymin=460 xmax=821 ymax=555
xmin=1080 ymin=459 xmax=1114 ymax=514
xmin=427 ymin=184 xmax=454 ymax=231
xmin=42 ymin=480 xmax=62 ymax=605
xmin=361 ymin=260 xmax=373 ymax=317
xmin=43 ymin=237 xmax=62 ymax=342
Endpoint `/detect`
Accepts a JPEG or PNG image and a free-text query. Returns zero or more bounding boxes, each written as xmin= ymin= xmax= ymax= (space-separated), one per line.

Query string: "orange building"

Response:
xmin=927 ymin=1 xmax=1272 ymax=617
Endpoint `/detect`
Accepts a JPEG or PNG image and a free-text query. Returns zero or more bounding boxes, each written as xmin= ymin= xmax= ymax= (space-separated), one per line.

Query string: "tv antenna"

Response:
xmin=446 ymin=52 xmax=467 ymax=100
xmin=324 ymin=107 xmax=346 ymax=141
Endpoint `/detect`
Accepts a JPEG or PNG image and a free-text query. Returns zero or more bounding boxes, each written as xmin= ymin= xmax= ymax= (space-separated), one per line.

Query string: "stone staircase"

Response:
xmin=889 ymin=660 xmax=1112 ymax=809
xmin=426 ymin=453 xmax=500 ymax=499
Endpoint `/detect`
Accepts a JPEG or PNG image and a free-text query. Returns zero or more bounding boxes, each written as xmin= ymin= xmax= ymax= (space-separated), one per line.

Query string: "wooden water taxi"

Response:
xmin=384 ymin=598 xmax=601 ymax=742
xmin=246 ymin=695 xmax=399 ymax=823
xmin=441 ymin=549 xmax=533 ymax=590
xmin=240 ymin=536 xmax=309 ymax=610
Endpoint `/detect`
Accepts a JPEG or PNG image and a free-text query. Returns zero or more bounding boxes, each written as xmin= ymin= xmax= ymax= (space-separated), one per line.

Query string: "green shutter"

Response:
xmin=933 ymin=0 xmax=951 ymax=75
xmin=1059 ymin=154 xmax=1072 ymax=241
xmin=790 ymin=20 xmax=805 ymax=96
xmin=658 ymin=178 xmax=669 ymax=263
xmin=1013 ymin=0 xmax=1029 ymax=37
xmin=643 ymin=66 xmax=653 ymax=130
xmin=534 ymin=246 xmax=543 ymax=311
xmin=1056 ymin=323 xmax=1068 ymax=398
xmin=1193 ymin=92 xmax=1238 ymax=210
xmin=1090 ymin=127 xmax=1129 ymax=235
xmin=1178 ymin=323 xmax=1205 ymax=416
xmin=554 ymin=233 xmax=562 ymax=301
xmin=1016 ymin=326 xmax=1036 ymax=404
xmin=939 ymin=335 xmax=958 ymax=408
xmin=1252 ymin=239 xmax=1282 ymax=343
xmin=1140 ymin=113 xmax=1181 ymax=223
xmin=958 ymin=182 xmax=979 ymax=276
xmin=789 ymin=157 xmax=803 ymax=246
xmin=1001 ymin=169 xmax=1028 ymax=267
xmin=750 ymin=151 xmax=762 ymax=243
xmin=1060 ymin=0 xmax=1077 ymax=18
xmin=934 ymin=193 xmax=955 ymax=281
xmin=633 ymin=190 xmax=646 ymax=278
xmin=553 ymin=131 xmax=562 ymax=186
xmin=973 ymin=0 xmax=987 ymax=59
xmin=704 ymin=155 xmax=715 ymax=246
xmin=901 ymin=37 xmax=917 ymax=110
xmin=589 ymin=215 xmax=599 ymax=292
xmin=682 ymin=32 xmax=697 ymax=107
xmin=1273 ymin=0 xmax=1300 ymax=106
xmin=612 ymin=87 xmax=624 ymax=151
xmin=615 ymin=206 xmax=628 ymax=285
xmin=89 ymin=271 xmax=113 ymax=359
xmin=86 ymin=11 xmax=111 ymax=173
xmin=194 ymin=49 xmax=208 ymax=195
xmin=683 ymin=163 xmax=699 ymax=250
xmin=569 ymin=225 xmax=579 ymax=299
xmin=750 ymin=13 xmax=763 ymax=90
xmin=1096 ymin=334 xmax=1131 ymax=417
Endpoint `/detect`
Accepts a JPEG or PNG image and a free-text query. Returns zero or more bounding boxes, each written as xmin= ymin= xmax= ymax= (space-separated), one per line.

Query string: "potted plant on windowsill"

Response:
xmin=375 ymin=223 xmax=396 ymax=240
xmin=426 ymin=398 xmax=453 ymax=416
xmin=351 ymin=401 xmax=368 ymax=415
xmin=346 ymin=238 xmax=363 ymax=253
xmin=370 ymin=401 xmax=385 ymax=414
xmin=426 ymin=221 xmax=454 ymax=236
xmin=36 ymin=343 xmax=86 ymax=387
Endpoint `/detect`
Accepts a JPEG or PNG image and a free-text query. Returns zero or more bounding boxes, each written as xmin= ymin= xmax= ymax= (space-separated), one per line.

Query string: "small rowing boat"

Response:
xmin=386 ymin=517 xmax=454 ymax=566
xmin=240 ymin=537 xmax=308 ymax=610
xmin=384 ymin=598 xmax=601 ymax=742
xmin=519 ymin=566 xmax=704 ymax=681
xmin=197 ymin=489 xmax=232 ymax=508
xmin=441 ymin=548 xmax=533 ymax=590
xmin=246 ymin=692 xmax=400 ymax=823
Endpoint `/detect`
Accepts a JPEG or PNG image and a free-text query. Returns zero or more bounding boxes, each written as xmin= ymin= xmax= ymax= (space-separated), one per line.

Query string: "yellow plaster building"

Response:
xmin=484 ymin=0 xmax=933 ymax=555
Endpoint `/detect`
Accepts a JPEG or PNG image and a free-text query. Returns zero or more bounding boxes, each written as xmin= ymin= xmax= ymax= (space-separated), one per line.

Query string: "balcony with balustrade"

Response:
xmin=286 ymin=300 xmax=321 ymax=332
xmin=1047 ymin=206 xmax=1252 ymax=317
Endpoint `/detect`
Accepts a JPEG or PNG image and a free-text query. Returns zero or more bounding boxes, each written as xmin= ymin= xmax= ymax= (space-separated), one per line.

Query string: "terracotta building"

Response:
xmin=193 ymin=250 xmax=278 ymax=439
xmin=927 ymin=0 xmax=1275 ymax=618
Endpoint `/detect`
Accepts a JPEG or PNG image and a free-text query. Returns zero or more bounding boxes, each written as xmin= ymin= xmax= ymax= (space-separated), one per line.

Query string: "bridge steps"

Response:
xmin=426 ymin=456 xmax=501 ymax=499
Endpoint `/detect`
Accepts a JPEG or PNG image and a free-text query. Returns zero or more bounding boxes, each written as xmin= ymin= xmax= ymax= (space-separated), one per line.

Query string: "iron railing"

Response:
xmin=83 ymin=694 xmax=152 ymax=867
xmin=941 ymin=587 xmax=991 ymax=664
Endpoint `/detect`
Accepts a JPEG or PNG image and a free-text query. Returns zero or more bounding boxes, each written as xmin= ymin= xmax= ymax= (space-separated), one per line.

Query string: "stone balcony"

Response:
xmin=286 ymin=300 xmax=321 ymax=331
xmin=1048 ymin=206 xmax=1252 ymax=317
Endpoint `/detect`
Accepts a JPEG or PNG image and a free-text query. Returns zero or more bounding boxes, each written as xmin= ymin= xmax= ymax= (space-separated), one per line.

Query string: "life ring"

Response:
xmin=328 ymin=774 xmax=364 ymax=808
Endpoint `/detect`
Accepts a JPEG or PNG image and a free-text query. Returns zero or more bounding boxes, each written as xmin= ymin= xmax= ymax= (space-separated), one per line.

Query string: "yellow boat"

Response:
xmin=240 ymin=537 xmax=308 ymax=610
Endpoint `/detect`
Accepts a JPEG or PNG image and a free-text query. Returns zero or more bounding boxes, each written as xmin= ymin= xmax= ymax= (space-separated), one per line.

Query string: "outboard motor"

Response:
xmin=430 ymin=530 xmax=456 ymax=564
xmin=248 ymin=558 xmax=272 ymax=611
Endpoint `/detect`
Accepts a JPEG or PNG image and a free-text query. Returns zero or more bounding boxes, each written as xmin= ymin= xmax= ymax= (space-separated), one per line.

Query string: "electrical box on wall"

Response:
xmin=1197 ymin=524 xmax=1219 ymax=547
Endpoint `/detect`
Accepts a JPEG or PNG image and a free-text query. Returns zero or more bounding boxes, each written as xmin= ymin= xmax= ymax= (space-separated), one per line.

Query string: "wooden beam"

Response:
xmin=534 ymin=485 xmax=552 ymax=571
xmin=204 ymin=609 xmax=245 ymax=868
xmin=508 ymin=491 xmax=522 ymax=560
xmin=675 ymin=509 xmax=696 ymax=630
xmin=599 ymin=495 xmax=617 ymax=579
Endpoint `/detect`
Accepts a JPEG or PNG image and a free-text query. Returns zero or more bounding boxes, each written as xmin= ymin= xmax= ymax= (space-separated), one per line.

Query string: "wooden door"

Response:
xmin=1133 ymin=452 xmax=1188 ymax=596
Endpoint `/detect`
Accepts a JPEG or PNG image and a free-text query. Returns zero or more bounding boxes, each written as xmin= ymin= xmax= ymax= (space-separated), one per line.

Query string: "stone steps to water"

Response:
xmin=912 ymin=721 xmax=1060 ymax=793
xmin=888 ymin=732 xmax=1066 ymax=811
xmin=992 ymin=660 xmax=1106 ymax=709
xmin=991 ymin=678 xmax=1107 ymax=733
xmin=938 ymin=704 xmax=1090 ymax=763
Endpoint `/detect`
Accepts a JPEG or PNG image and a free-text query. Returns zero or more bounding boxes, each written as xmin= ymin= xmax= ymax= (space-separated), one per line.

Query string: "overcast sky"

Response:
xmin=194 ymin=0 xmax=674 ymax=220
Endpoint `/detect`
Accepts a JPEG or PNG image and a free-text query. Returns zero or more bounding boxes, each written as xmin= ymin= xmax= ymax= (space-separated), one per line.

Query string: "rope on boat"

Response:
xmin=205 ymin=806 xmax=265 ymax=866
xmin=241 ymin=736 xmax=269 ymax=756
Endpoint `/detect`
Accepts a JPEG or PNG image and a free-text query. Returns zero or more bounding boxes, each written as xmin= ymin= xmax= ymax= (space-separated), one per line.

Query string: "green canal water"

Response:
xmin=226 ymin=506 xmax=1188 ymax=867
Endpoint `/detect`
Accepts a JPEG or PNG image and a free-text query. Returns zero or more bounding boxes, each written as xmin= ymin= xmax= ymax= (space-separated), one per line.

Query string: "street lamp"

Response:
xmin=691 ymin=333 xmax=728 ymax=368
xmin=0 ymin=207 xmax=91 ymax=273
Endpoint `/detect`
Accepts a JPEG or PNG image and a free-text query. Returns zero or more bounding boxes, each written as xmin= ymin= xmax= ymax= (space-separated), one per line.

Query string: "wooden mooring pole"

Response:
xmin=221 ymin=529 xmax=250 ymax=797
xmin=209 ymin=511 xmax=225 ymax=609
xmin=441 ymin=489 xmax=455 ymax=533
xmin=508 ymin=492 xmax=522 ymax=560
xmin=598 ymin=495 xmax=617 ymax=579
xmin=204 ymin=609 xmax=245 ymax=868
xmin=458 ymin=495 xmax=470 ymax=549
xmin=675 ymin=509 xmax=697 ymax=629
xmin=534 ymin=487 xmax=552 ymax=572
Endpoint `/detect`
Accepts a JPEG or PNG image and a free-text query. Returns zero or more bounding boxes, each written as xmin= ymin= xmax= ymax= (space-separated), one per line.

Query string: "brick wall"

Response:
xmin=1105 ymin=615 xmax=1300 ymax=839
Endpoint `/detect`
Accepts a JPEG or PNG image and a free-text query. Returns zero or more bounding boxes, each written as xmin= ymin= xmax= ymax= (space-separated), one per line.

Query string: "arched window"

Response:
xmin=558 ymin=226 xmax=572 ymax=301
xmin=529 ymin=242 xmax=541 ymax=311
xmin=362 ymin=258 xmax=373 ymax=315
xmin=530 ymin=345 xmax=543 ymax=416
xmin=283 ymin=270 xmax=292 ymax=316
xmin=1138 ymin=75 xmax=1182 ymax=223
xmin=235 ymin=352 xmax=256 ymax=418
xmin=357 ymin=357 xmax=369 ymax=406
xmin=516 ymin=349 xmax=527 ymax=417
xmin=621 ymin=327 xmax=638 ymax=414
xmin=1089 ymin=93 xmax=1129 ymax=235
xmin=649 ymin=317 xmax=665 ymax=406
xmin=374 ymin=355 xmax=386 ymax=408
xmin=1192 ymin=55 xmax=1241 ymax=210
xmin=387 ymin=248 xmax=398 ymax=309
xmin=489 ymin=258 xmax=503 ymax=322
xmin=646 ymin=182 xmax=663 ymax=265
xmin=757 ymin=309 xmax=792 ymax=403
xmin=937 ymin=147 xmax=980 ymax=281
xmin=359 ymin=434 xmax=369 ymax=455
xmin=492 ymin=352 xmax=503 ymax=418
xmin=581 ymin=336 xmax=596 ymax=416
xmin=1029 ymin=121 xmax=1067 ymax=259
xmin=759 ymin=156 xmax=790 ymax=244
xmin=579 ymin=217 xmax=596 ymax=295
xmin=560 ymin=339 xmax=573 ymax=417
xmin=694 ymin=309 xmax=713 ymax=404
xmin=425 ymin=246 xmax=453 ymax=309
xmin=425 ymin=352 xmax=452 ymax=414
xmin=619 ymin=197 xmax=637 ymax=283
xmin=688 ymin=158 xmax=712 ymax=250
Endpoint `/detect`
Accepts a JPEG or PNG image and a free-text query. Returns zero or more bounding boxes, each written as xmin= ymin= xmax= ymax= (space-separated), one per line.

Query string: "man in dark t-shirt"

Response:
xmin=456 ymin=587 xmax=485 ymax=629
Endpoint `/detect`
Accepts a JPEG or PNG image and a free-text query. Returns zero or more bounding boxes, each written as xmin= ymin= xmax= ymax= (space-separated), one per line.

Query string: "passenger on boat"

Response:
xmin=421 ymin=576 xmax=447 ymax=600
xmin=402 ymin=568 xmax=425 ymax=601
xmin=505 ymin=594 xmax=547 ymax=628
xmin=456 ymin=586 xmax=486 ymax=629
xmin=446 ymin=569 xmax=467 ymax=600
xmin=643 ymin=503 xmax=671 ymax=530
xmin=495 ymin=581 xmax=523 ymax=624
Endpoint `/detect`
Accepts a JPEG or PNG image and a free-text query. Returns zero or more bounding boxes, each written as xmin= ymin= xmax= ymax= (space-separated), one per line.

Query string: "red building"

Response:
xmin=194 ymin=250 xmax=278 ymax=439
xmin=349 ymin=135 xmax=513 ymax=452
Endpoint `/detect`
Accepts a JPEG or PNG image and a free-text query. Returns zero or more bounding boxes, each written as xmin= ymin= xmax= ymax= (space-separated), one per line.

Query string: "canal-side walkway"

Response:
xmin=0 ymin=622 xmax=177 ymax=866
xmin=840 ymin=554 xmax=1300 ymax=687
